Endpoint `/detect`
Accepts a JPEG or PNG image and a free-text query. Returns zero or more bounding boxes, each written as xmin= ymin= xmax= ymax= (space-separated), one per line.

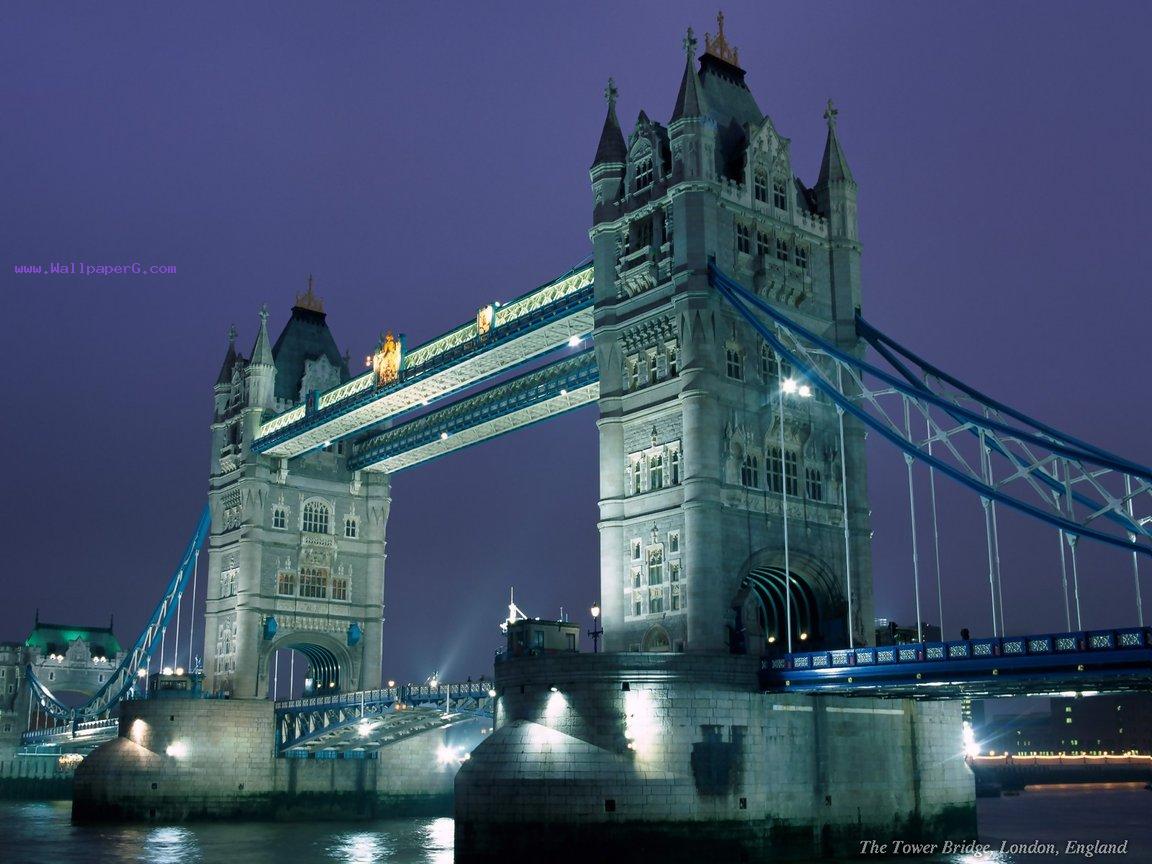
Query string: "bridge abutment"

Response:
xmin=72 ymin=697 xmax=462 ymax=821
xmin=455 ymin=653 xmax=976 ymax=862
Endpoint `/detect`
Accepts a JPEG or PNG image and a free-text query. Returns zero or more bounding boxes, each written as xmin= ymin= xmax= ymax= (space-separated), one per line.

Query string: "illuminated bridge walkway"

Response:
xmin=761 ymin=627 xmax=1152 ymax=699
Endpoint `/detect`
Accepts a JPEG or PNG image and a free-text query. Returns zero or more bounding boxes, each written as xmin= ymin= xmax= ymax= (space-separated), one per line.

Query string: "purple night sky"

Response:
xmin=2 ymin=2 xmax=1150 ymax=685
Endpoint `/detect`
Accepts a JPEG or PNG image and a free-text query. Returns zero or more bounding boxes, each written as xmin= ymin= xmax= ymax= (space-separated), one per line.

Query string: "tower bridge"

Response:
xmin=7 ymin=12 xmax=1150 ymax=859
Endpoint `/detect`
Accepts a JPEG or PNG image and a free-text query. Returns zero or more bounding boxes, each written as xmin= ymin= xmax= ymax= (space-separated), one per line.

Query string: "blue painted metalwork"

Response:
xmin=349 ymin=349 xmax=597 ymax=471
xmin=26 ymin=505 xmax=211 ymax=722
xmin=760 ymin=627 xmax=1152 ymax=698
xmin=709 ymin=264 xmax=1152 ymax=558
xmin=253 ymin=267 xmax=595 ymax=455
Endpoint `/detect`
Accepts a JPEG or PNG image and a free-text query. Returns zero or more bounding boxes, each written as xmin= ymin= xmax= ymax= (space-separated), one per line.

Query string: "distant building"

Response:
xmin=974 ymin=693 xmax=1152 ymax=756
xmin=874 ymin=618 xmax=941 ymax=646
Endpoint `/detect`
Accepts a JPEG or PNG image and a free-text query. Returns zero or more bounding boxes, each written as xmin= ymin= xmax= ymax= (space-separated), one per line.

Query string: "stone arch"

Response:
xmin=641 ymin=624 xmax=672 ymax=653
xmin=259 ymin=629 xmax=354 ymax=698
xmin=730 ymin=548 xmax=847 ymax=653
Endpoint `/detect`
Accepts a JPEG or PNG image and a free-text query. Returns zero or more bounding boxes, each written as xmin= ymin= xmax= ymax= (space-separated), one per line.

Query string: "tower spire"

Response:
xmin=672 ymin=27 xmax=706 ymax=122
xmin=250 ymin=304 xmax=274 ymax=367
xmin=703 ymin=10 xmax=739 ymax=67
xmin=216 ymin=324 xmax=239 ymax=385
xmin=295 ymin=274 xmax=325 ymax=314
xmin=591 ymin=77 xmax=627 ymax=167
xmin=817 ymin=98 xmax=855 ymax=187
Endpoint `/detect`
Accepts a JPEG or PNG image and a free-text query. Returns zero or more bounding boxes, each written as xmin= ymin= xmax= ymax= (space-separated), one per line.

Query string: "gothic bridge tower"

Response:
xmin=591 ymin=19 xmax=871 ymax=654
xmin=204 ymin=281 xmax=390 ymax=698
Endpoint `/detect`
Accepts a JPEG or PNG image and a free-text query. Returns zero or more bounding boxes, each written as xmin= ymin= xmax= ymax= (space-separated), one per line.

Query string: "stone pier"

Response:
xmin=455 ymin=653 xmax=976 ymax=862
xmin=73 ymin=697 xmax=469 ymax=821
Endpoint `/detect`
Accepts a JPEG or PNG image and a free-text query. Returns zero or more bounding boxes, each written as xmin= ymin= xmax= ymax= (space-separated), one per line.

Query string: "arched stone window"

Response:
xmin=344 ymin=516 xmax=358 ymax=539
xmin=272 ymin=506 xmax=287 ymax=530
xmin=302 ymin=500 xmax=330 ymax=535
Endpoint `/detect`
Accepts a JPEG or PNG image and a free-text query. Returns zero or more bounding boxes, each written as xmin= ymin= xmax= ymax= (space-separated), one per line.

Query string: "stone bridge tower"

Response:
xmin=590 ymin=22 xmax=872 ymax=654
xmin=204 ymin=283 xmax=390 ymax=698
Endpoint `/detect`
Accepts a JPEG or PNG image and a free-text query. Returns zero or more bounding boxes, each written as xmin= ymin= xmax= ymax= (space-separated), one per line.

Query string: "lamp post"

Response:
xmin=588 ymin=604 xmax=603 ymax=653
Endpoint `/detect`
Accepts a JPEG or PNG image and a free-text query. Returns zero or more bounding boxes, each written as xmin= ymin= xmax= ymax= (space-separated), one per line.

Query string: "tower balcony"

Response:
xmin=615 ymin=244 xmax=672 ymax=299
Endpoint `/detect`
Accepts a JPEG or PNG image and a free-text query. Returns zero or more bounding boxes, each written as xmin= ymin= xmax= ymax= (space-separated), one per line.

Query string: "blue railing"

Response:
xmin=760 ymin=627 xmax=1152 ymax=696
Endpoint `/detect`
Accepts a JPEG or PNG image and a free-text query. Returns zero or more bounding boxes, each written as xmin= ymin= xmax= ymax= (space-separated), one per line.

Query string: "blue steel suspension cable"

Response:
xmin=710 ymin=265 xmax=1152 ymax=559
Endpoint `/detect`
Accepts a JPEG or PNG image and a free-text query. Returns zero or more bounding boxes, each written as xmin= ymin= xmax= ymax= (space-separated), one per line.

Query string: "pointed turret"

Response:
xmin=245 ymin=305 xmax=276 ymax=411
xmin=816 ymin=99 xmax=855 ymax=188
xmin=216 ymin=325 xmax=239 ymax=386
xmin=671 ymin=28 xmax=705 ymax=122
xmin=249 ymin=306 xmax=275 ymax=368
xmin=591 ymin=78 xmax=627 ymax=167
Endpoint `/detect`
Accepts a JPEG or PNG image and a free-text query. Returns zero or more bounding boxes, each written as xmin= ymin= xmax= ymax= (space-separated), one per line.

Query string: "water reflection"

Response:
xmin=421 ymin=817 xmax=454 ymax=864
xmin=328 ymin=831 xmax=393 ymax=862
xmin=144 ymin=826 xmax=200 ymax=864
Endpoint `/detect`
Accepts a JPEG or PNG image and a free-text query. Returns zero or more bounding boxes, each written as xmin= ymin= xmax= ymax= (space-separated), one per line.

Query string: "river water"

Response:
xmin=0 ymin=784 xmax=1146 ymax=863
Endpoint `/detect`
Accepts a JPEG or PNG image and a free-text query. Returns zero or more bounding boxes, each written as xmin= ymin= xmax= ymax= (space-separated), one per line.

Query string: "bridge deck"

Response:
xmin=760 ymin=627 xmax=1152 ymax=698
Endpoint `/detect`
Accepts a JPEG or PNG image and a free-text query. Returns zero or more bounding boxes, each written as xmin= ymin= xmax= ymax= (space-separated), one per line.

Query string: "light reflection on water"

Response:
xmin=2 ymin=785 xmax=1150 ymax=863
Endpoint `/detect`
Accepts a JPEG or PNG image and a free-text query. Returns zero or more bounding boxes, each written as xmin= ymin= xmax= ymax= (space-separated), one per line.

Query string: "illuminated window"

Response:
xmin=805 ymin=468 xmax=823 ymax=502
xmin=754 ymin=170 xmax=768 ymax=203
xmin=736 ymin=223 xmax=752 ymax=254
xmin=276 ymin=572 xmax=295 ymax=596
xmin=302 ymin=501 xmax=330 ymax=535
xmin=299 ymin=567 xmax=328 ymax=599
xmin=634 ymin=156 xmax=653 ymax=190
xmin=726 ymin=347 xmax=744 ymax=380
xmin=649 ymin=453 xmax=664 ymax=490
xmin=773 ymin=179 xmax=787 ymax=210
xmin=332 ymin=578 xmax=349 ymax=601
xmin=344 ymin=517 xmax=358 ymax=539
xmin=272 ymin=507 xmax=287 ymax=530
xmin=648 ymin=548 xmax=664 ymax=586
xmin=741 ymin=455 xmax=759 ymax=489
xmin=648 ymin=588 xmax=664 ymax=614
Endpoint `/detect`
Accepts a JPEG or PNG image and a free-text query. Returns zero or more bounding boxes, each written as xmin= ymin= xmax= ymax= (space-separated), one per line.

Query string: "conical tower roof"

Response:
xmin=817 ymin=99 xmax=855 ymax=187
xmin=215 ymin=326 xmax=239 ymax=385
xmin=250 ymin=305 xmax=275 ymax=367
xmin=592 ymin=78 xmax=627 ymax=167
xmin=671 ymin=29 xmax=706 ymax=121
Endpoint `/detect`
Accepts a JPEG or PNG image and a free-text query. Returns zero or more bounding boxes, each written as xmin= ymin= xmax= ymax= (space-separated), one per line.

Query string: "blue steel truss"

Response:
xmin=274 ymin=683 xmax=495 ymax=755
xmin=350 ymin=350 xmax=597 ymax=472
xmin=253 ymin=265 xmax=594 ymax=456
xmin=710 ymin=264 xmax=1152 ymax=559
xmin=25 ymin=505 xmax=211 ymax=723
xmin=760 ymin=627 xmax=1152 ymax=698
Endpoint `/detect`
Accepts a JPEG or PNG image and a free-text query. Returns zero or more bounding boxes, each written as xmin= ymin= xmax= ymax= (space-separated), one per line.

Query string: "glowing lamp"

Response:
xmin=549 ymin=685 xmax=558 ymax=693
xmin=590 ymin=604 xmax=601 ymax=619
xmin=568 ymin=335 xmax=581 ymax=347
xmin=487 ymin=689 xmax=497 ymax=698
xmin=175 ymin=667 xmax=185 ymax=676
xmin=387 ymin=679 xmax=396 ymax=688
xmin=165 ymin=742 xmax=187 ymax=758
xmin=799 ymin=632 xmax=809 ymax=641
xmin=162 ymin=667 xmax=173 ymax=676
xmin=782 ymin=378 xmax=799 ymax=394
xmin=439 ymin=432 xmax=448 ymax=441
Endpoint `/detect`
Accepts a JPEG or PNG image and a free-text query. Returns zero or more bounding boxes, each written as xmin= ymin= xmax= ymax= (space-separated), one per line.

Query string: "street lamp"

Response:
xmin=588 ymin=604 xmax=603 ymax=653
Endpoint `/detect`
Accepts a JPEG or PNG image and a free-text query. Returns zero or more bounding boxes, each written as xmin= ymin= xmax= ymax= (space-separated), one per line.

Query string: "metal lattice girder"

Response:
xmin=709 ymin=265 xmax=1152 ymax=558
xmin=254 ymin=265 xmax=594 ymax=459
xmin=26 ymin=505 xmax=211 ymax=722
xmin=350 ymin=350 xmax=599 ymax=473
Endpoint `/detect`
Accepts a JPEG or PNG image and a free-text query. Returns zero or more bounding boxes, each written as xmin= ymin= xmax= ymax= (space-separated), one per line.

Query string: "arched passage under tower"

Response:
xmin=258 ymin=630 xmax=354 ymax=700
xmin=730 ymin=549 xmax=849 ymax=654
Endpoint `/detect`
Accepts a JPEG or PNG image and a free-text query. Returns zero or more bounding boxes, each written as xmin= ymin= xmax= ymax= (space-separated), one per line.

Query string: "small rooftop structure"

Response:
xmin=505 ymin=618 xmax=581 ymax=658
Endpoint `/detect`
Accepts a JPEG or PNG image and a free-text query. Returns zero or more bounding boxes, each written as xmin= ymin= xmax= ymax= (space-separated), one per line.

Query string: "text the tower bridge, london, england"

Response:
xmin=8 ymin=13 xmax=1152 ymax=860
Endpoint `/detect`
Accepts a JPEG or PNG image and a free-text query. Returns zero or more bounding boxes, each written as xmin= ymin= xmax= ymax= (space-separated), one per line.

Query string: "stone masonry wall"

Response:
xmin=455 ymin=653 xmax=975 ymax=861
